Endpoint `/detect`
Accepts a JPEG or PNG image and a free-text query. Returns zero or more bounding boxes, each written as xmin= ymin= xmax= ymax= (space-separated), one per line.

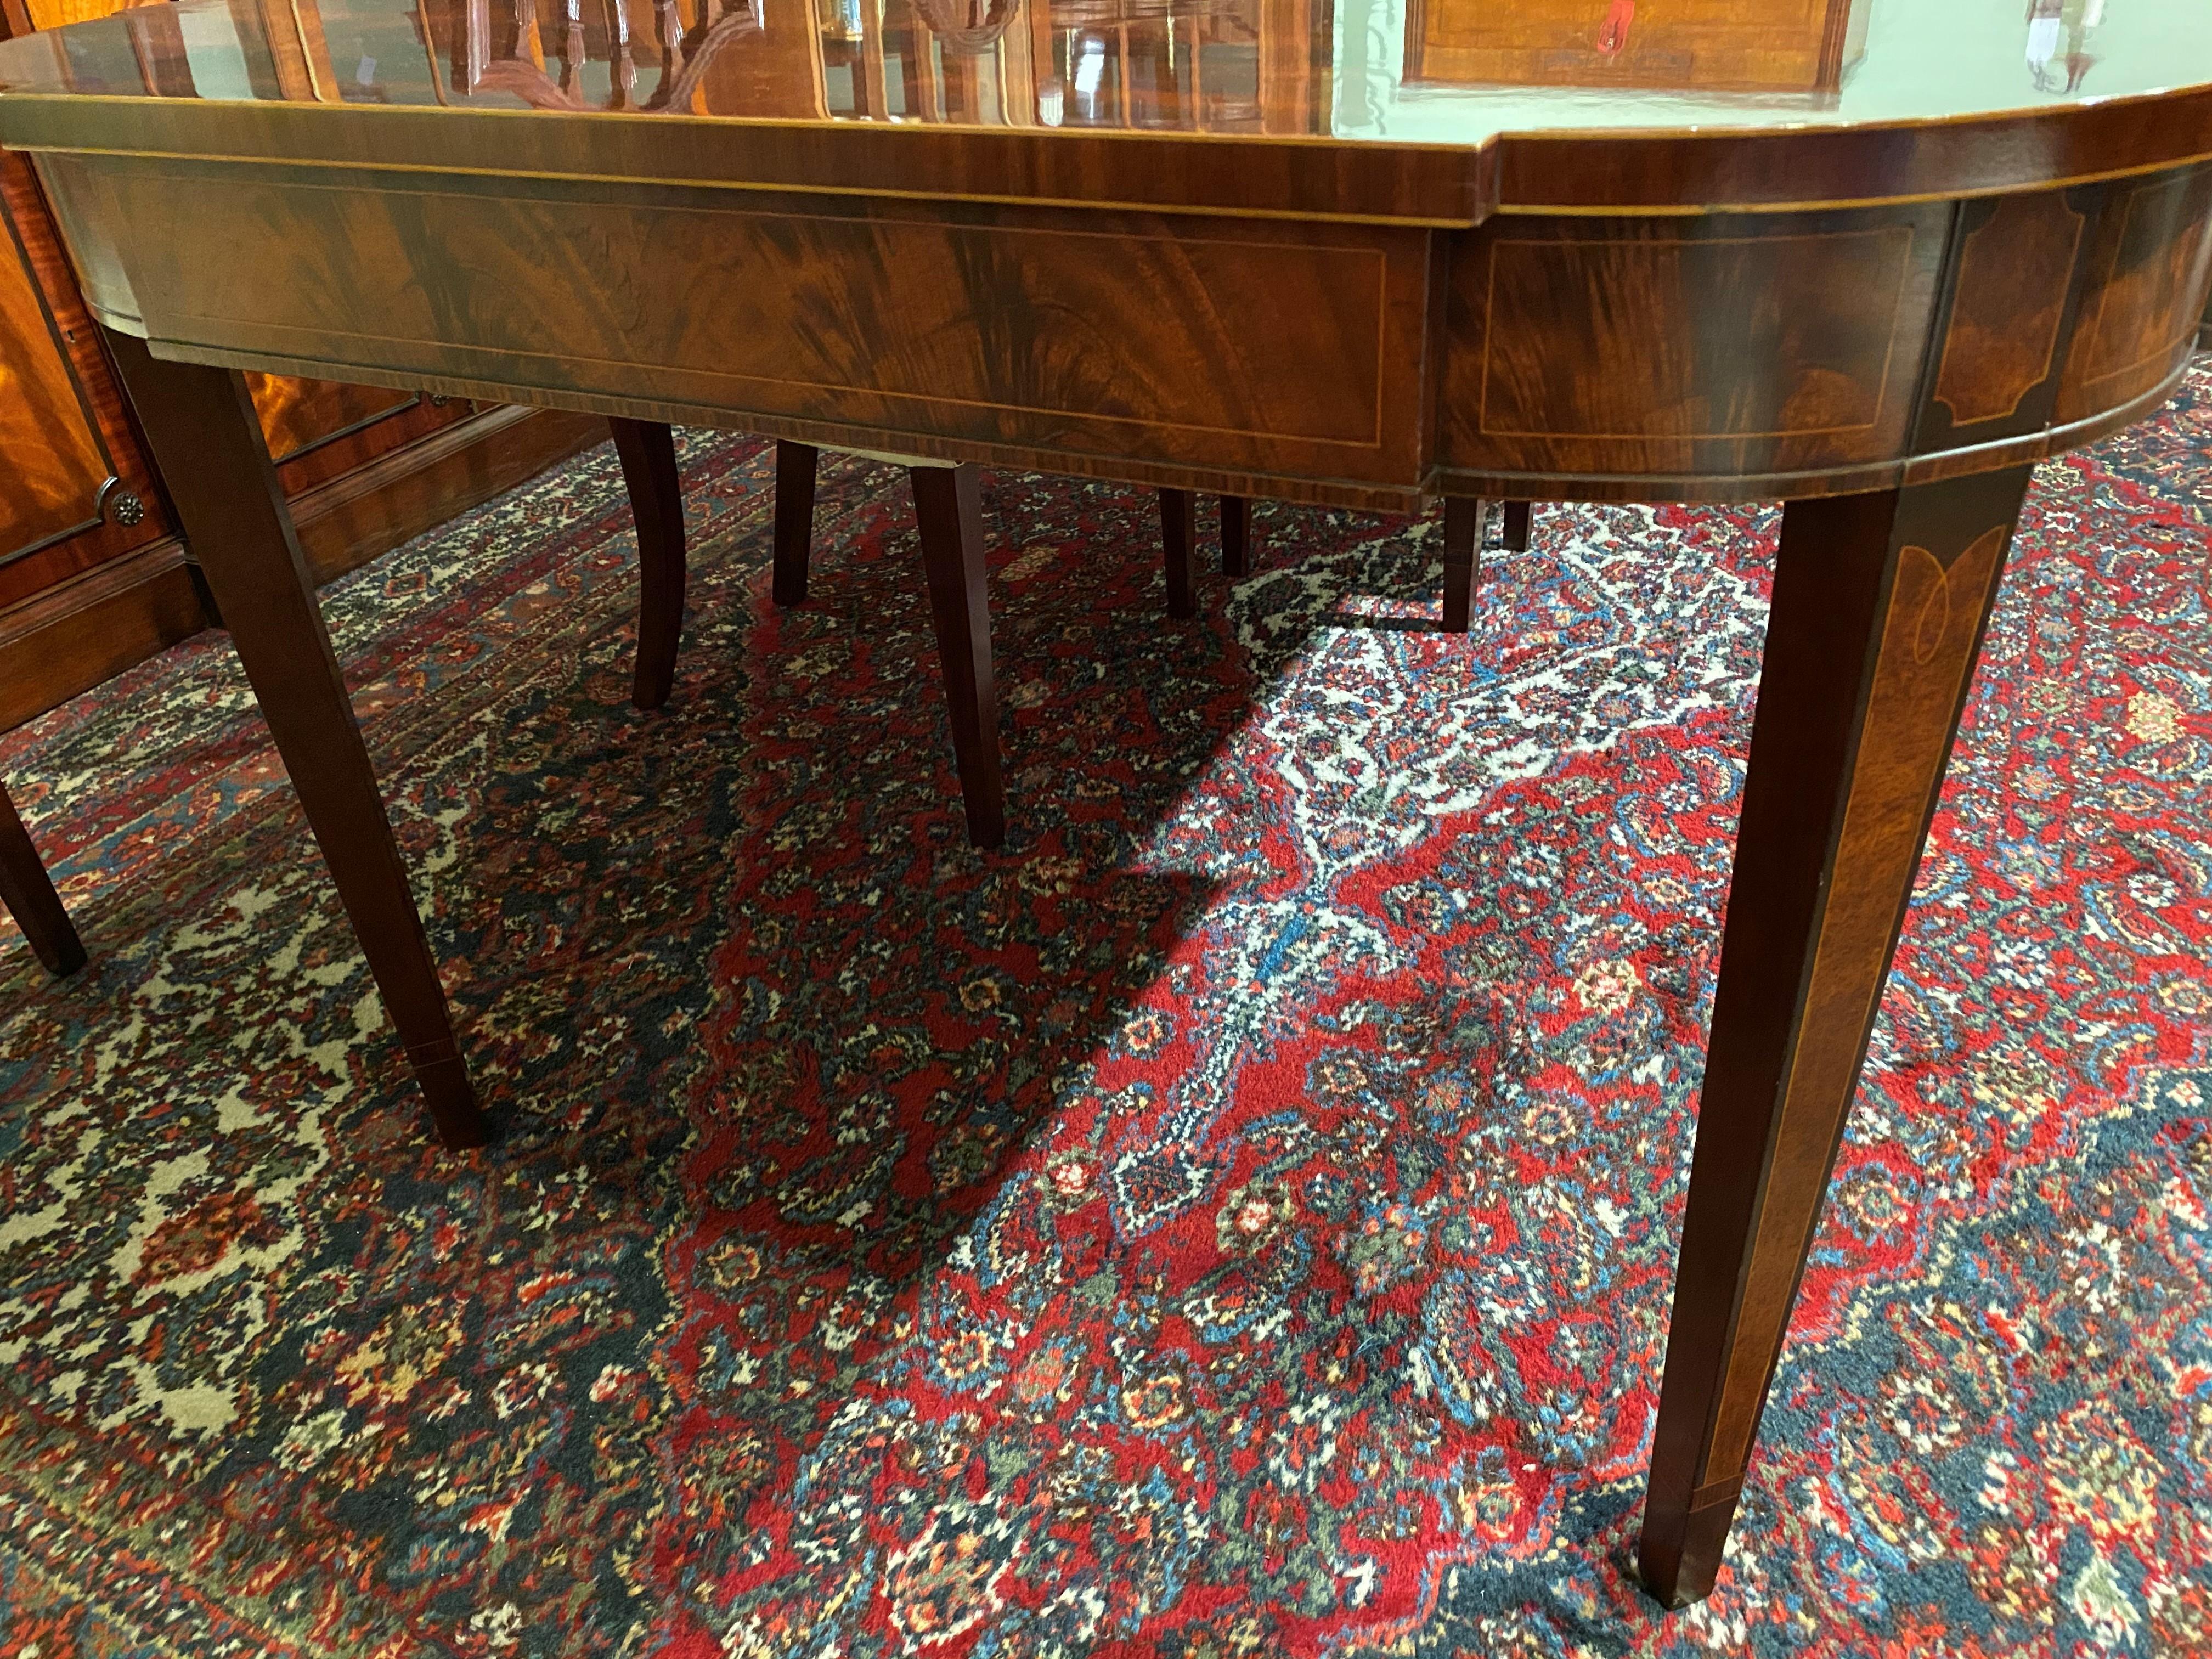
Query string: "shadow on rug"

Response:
xmin=2 ymin=363 xmax=2209 ymax=1657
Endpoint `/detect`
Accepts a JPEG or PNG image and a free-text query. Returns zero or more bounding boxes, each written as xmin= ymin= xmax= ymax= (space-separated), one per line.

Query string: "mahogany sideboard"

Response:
xmin=3 ymin=0 xmax=2209 ymax=1612
xmin=0 ymin=0 xmax=600 ymax=733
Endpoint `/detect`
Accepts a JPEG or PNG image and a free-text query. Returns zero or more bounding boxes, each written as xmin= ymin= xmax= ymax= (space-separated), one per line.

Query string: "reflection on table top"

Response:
xmin=1 ymin=0 xmax=2208 ymax=144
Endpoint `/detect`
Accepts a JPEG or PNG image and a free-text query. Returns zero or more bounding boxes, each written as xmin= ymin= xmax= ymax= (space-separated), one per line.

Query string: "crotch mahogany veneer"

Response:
xmin=4 ymin=0 xmax=2210 ymax=1611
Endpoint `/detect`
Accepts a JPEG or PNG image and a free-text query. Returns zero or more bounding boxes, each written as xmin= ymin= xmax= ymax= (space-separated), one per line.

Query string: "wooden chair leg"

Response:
xmin=1638 ymin=466 xmax=2034 ymax=1607
xmin=1220 ymin=495 xmax=1254 ymax=577
xmin=101 ymin=326 xmax=488 ymax=1150
xmin=910 ymin=463 xmax=1005 ymax=850
xmin=772 ymin=440 xmax=817 ymax=607
xmin=1503 ymin=500 xmax=1532 ymax=552
xmin=608 ymin=417 xmax=686 ymax=711
xmin=0 ymin=780 xmax=86 ymax=978
xmin=1441 ymin=496 xmax=1485 ymax=633
xmin=1158 ymin=488 xmax=1197 ymax=618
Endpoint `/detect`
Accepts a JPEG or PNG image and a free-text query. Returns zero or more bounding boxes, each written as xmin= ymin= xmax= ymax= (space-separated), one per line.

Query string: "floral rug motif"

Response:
xmin=2 ymin=362 xmax=2209 ymax=1658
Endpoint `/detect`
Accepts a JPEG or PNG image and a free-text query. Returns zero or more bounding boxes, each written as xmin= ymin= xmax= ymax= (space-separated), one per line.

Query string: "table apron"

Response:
xmin=31 ymin=152 xmax=2212 ymax=505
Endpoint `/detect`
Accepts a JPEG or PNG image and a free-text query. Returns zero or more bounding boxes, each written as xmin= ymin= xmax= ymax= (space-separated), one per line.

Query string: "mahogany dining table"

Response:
xmin=3 ymin=0 xmax=2208 ymax=1609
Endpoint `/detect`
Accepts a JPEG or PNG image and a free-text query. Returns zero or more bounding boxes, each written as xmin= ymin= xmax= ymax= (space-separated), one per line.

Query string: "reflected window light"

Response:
xmin=1074 ymin=36 xmax=1105 ymax=119
xmin=176 ymin=5 xmax=257 ymax=102
xmin=1037 ymin=74 xmax=1064 ymax=125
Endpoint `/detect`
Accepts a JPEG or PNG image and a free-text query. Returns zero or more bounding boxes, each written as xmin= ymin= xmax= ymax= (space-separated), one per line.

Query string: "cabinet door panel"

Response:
xmin=0 ymin=148 xmax=169 ymax=612
xmin=0 ymin=174 xmax=108 ymax=553
xmin=246 ymin=371 xmax=420 ymax=464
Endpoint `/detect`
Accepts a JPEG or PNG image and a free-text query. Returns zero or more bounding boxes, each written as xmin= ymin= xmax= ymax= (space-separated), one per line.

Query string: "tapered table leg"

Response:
xmin=1639 ymin=465 xmax=2034 ymax=1607
xmin=1220 ymin=496 xmax=1254 ymax=577
xmin=0 ymin=779 xmax=86 ymax=978
xmin=1159 ymin=488 xmax=1197 ymax=619
xmin=772 ymin=440 xmax=817 ymax=607
xmin=1441 ymin=496 xmax=1485 ymax=633
xmin=910 ymin=463 xmax=1004 ymax=850
xmin=1503 ymin=500 xmax=1532 ymax=552
xmin=101 ymin=328 xmax=487 ymax=1149
xmin=608 ymin=417 xmax=685 ymax=710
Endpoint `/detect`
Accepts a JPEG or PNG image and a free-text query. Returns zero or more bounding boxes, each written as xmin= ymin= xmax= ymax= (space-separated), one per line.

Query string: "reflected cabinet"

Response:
xmin=1406 ymin=0 xmax=1869 ymax=93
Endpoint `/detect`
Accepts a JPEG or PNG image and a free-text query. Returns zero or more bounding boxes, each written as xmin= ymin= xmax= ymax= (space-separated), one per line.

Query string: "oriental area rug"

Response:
xmin=2 ymin=363 xmax=2209 ymax=1659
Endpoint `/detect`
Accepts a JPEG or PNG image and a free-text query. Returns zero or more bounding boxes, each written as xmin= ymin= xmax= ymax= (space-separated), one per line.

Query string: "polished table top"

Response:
xmin=5 ymin=0 xmax=2209 ymax=128
xmin=2 ymin=0 xmax=2211 ymax=216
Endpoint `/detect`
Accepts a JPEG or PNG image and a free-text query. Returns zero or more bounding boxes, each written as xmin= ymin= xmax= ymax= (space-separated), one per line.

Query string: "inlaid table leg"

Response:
xmin=101 ymin=328 xmax=488 ymax=1149
xmin=607 ymin=417 xmax=686 ymax=710
xmin=1639 ymin=464 xmax=2034 ymax=1607
xmin=1159 ymin=488 xmax=1197 ymax=619
xmin=772 ymin=439 xmax=817 ymax=607
xmin=0 ymin=779 xmax=86 ymax=978
xmin=910 ymin=462 xmax=1005 ymax=850
xmin=1440 ymin=496 xmax=1486 ymax=633
xmin=1503 ymin=500 xmax=1532 ymax=553
xmin=1220 ymin=496 xmax=1254 ymax=577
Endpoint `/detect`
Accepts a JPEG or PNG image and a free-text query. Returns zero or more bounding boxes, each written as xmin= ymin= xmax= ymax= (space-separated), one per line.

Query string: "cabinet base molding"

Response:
xmin=0 ymin=534 xmax=205 ymax=732
xmin=291 ymin=403 xmax=605 ymax=588
xmin=1 ymin=406 xmax=600 ymax=732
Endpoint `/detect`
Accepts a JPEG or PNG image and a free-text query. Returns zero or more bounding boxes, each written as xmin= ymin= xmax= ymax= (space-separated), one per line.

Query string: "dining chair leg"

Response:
xmin=772 ymin=440 xmax=817 ymax=607
xmin=910 ymin=463 xmax=1005 ymax=850
xmin=608 ymin=417 xmax=686 ymax=711
xmin=101 ymin=326 xmax=488 ymax=1150
xmin=1158 ymin=488 xmax=1197 ymax=619
xmin=0 ymin=780 xmax=86 ymax=978
xmin=1638 ymin=466 xmax=2034 ymax=1607
xmin=1441 ymin=496 xmax=1486 ymax=633
xmin=1220 ymin=496 xmax=1254 ymax=577
xmin=1503 ymin=500 xmax=1532 ymax=552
